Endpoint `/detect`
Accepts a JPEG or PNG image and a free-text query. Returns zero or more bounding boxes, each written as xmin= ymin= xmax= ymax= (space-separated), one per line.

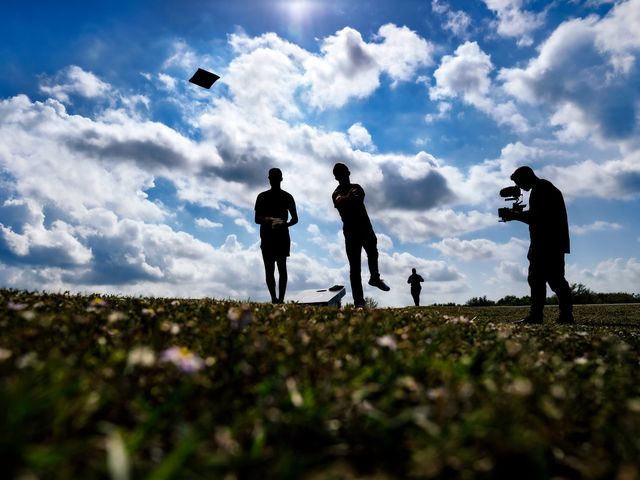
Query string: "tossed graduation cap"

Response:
xmin=189 ymin=68 xmax=220 ymax=89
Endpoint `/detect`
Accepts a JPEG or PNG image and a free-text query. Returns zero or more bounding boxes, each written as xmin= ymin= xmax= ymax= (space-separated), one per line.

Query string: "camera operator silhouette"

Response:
xmin=332 ymin=163 xmax=390 ymax=308
xmin=407 ymin=268 xmax=424 ymax=306
xmin=255 ymin=168 xmax=298 ymax=304
xmin=500 ymin=166 xmax=574 ymax=324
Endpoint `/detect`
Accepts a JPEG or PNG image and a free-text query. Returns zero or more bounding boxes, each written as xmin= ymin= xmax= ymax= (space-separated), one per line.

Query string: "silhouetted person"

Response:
xmin=501 ymin=166 xmax=573 ymax=324
xmin=255 ymin=168 xmax=298 ymax=303
xmin=407 ymin=268 xmax=424 ymax=306
xmin=332 ymin=163 xmax=389 ymax=308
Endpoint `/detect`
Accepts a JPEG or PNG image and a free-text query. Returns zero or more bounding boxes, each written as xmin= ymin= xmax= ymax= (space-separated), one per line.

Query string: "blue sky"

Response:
xmin=1 ymin=0 xmax=639 ymax=306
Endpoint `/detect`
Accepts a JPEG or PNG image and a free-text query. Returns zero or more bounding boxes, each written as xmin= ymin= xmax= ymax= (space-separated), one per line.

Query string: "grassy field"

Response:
xmin=1 ymin=289 xmax=640 ymax=479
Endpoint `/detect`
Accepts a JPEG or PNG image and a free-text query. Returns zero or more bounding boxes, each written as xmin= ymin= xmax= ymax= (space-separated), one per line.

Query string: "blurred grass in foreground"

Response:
xmin=1 ymin=289 xmax=639 ymax=479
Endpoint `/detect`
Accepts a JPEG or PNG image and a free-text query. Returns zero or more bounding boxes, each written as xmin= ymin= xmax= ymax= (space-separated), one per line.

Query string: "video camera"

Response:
xmin=498 ymin=185 xmax=526 ymax=222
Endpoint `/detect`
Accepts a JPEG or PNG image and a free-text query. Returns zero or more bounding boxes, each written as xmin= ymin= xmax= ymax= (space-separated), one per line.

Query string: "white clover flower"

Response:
xmin=376 ymin=334 xmax=398 ymax=351
xmin=504 ymin=378 xmax=533 ymax=396
xmin=286 ymin=377 xmax=304 ymax=408
xmin=108 ymin=312 xmax=128 ymax=323
xmin=0 ymin=348 xmax=12 ymax=362
xmin=127 ymin=346 xmax=156 ymax=368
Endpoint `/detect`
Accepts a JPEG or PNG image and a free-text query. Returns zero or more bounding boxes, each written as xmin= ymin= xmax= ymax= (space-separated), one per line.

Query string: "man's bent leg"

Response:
xmin=345 ymin=234 xmax=364 ymax=306
xmin=362 ymin=230 xmax=380 ymax=279
xmin=363 ymin=230 xmax=389 ymax=291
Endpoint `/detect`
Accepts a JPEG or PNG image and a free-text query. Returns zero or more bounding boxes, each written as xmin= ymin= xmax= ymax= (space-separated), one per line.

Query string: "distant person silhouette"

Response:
xmin=332 ymin=163 xmax=389 ymax=308
xmin=501 ymin=166 xmax=573 ymax=324
xmin=407 ymin=268 xmax=424 ymax=306
xmin=255 ymin=168 xmax=298 ymax=303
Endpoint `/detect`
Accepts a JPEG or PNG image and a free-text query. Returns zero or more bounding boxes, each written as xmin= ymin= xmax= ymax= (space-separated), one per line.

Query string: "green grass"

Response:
xmin=1 ymin=289 xmax=640 ymax=479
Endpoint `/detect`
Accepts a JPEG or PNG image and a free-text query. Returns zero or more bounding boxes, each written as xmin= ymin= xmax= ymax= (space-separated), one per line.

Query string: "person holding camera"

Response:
xmin=501 ymin=166 xmax=574 ymax=324
xmin=332 ymin=162 xmax=390 ymax=308
xmin=255 ymin=168 xmax=298 ymax=304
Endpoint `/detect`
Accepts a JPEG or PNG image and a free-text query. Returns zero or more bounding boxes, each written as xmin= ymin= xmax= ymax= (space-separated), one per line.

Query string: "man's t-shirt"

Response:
xmin=254 ymin=189 xmax=296 ymax=256
xmin=332 ymin=183 xmax=373 ymax=234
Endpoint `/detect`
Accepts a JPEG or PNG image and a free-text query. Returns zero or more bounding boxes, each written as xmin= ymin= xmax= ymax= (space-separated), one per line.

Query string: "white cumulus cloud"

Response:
xmin=430 ymin=42 xmax=528 ymax=131
xmin=431 ymin=237 xmax=527 ymax=261
xmin=195 ymin=218 xmax=223 ymax=229
xmin=39 ymin=66 xmax=112 ymax=103
xmin=571 ymin=220 xmax=623 ymax=235
xmin=347 ymin=122 xmax=374 ymax=150
xmin=499 ymin=0 xmax=640 ymax=145
xmin=483 ymin=0 xmax=545 ymax=47
xmin=304 ymin=24 xmax=434 ymax=109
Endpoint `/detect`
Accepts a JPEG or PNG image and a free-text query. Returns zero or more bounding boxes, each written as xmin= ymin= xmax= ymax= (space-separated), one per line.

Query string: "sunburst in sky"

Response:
xmin=277 ymin=0 xmax=332 ymax=37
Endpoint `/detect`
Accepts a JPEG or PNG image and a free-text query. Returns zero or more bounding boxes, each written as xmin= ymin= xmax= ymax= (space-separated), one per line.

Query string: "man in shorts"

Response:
xmin=255 ymin=168 xmax=298 ymax=303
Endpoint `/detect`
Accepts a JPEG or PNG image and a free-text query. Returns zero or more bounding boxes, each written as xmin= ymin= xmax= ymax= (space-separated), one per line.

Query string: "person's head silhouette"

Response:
xmin=511 ymin=166 xmax=538 ymax=191
xmin=269 ymin=167 xmax=283 ymax=188
xmin=412 ymin=268 xmax=416 ymax=274
xmin=333 ymin=163 xmax=350 ymax=182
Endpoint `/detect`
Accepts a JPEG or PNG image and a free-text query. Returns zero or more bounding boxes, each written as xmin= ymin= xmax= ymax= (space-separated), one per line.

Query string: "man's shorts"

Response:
xmin=260 ymin=238 xmax=290 ymax=260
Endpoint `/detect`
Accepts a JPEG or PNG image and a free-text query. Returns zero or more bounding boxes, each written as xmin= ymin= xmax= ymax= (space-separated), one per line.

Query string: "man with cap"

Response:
xmin=255 ymin=168 xmax=298 ymax=304
xmin=501 ymin=166 xmax=573 ymax=324
xmin=332 ymin=162 xmax=390 ymax=308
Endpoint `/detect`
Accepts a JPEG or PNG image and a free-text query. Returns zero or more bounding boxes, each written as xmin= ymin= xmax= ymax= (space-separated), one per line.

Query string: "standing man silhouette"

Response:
xmin=501 ymin=166 xmax=573 ymax=324
xmin=255 ymin=168 xmax=298 ymax=304
xmin=407 ymin=268 xmax=424 ymax=306
xmin=332 ymin=162 xmax=389 ymax=308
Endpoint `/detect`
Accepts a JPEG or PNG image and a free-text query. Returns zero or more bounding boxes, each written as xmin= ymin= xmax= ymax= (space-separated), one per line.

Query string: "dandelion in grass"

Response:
xmin=160 ymin=346 xmax=205 ymax=373
xmin=91 ymin=297 xmax=107 ymax=307
xmin=87 ymin=297 xmax=108 ymax=312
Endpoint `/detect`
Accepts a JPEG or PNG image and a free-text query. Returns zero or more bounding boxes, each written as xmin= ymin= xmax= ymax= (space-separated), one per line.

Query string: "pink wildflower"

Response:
xmin=160 ymin=346 xmax=205 ymax=373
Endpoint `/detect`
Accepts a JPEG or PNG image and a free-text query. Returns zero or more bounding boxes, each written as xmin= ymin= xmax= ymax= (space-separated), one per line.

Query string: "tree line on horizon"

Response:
xmin=464 ymin=283 xmax=640 ymax=307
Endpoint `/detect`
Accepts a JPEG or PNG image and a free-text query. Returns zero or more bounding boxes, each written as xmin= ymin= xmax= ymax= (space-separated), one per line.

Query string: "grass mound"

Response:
xmin=1 ymin=289 xmax=639 ymax=479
